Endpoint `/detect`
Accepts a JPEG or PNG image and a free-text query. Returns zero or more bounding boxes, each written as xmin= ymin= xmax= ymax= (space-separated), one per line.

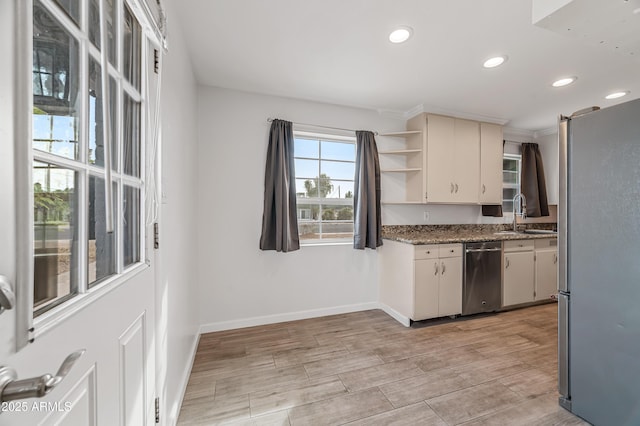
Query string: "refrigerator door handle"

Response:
xmin=558 ymin=292 xmax=571 ymax=410
xmin=558 ymin=116 xmax=569 ymax=293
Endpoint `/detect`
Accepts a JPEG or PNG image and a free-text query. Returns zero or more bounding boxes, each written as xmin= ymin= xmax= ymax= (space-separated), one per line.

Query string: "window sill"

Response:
xmin=300 ymin=240 xmax=353 ymax=247
xmin=33 ymin=262 xmax=149 ymax=339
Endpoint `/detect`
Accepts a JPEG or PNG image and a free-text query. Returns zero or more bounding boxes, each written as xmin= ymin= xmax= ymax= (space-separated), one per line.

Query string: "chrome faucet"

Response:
xmin=513 ymin=193 xmax=527 ymax=231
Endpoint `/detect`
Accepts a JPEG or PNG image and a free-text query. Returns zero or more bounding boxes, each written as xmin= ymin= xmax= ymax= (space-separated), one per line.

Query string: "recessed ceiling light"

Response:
xmin=483 ymin=56 xmax=507 ymax=68
xmin=389 ymin=27 xmax=413 ymax=44
xmin=552 ymin=77 xmax=577 ymax=87
xmin=605 ymin=91 xmax=629 ymax=100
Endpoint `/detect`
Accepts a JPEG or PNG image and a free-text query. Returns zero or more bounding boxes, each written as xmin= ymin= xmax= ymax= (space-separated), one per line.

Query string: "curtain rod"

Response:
xmin=267 ymin=118 xmax=378 ymax=135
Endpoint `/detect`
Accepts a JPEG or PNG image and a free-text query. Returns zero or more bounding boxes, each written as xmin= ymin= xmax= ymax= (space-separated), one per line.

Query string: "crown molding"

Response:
xmin=533 ymin=126 xmax=558 ymax=138
xmin=403 ymin=104 xmax=426 ymax=120
xmin=503 ymin=126 xmax=534 ymax=142
xmin=408 ymin=104 xmax=509 ymax=125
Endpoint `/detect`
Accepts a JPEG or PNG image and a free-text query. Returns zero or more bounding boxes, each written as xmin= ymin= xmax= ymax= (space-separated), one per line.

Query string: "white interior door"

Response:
xmin=1 ymin=1 xmax=158 ymax=424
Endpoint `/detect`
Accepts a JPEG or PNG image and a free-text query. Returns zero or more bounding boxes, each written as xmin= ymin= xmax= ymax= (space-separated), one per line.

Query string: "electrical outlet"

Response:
xmin=423 ymin=211 xmax=430 ymax=221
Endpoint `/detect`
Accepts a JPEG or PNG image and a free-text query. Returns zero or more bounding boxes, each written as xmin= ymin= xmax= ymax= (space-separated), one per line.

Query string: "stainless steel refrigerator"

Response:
xmin=558 ymin=98 xmax=640 ymax=426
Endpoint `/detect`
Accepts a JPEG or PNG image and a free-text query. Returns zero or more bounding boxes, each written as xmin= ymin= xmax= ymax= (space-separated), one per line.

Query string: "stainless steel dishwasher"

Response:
xmin=463 ymin=241 xmax=502 ymax=315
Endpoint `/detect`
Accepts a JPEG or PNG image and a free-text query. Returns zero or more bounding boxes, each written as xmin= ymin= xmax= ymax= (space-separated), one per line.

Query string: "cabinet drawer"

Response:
xmin=414 ymin=245 xmax=439 ymax=260
xmin=503 ymin=240 xmax=534 ymax=252
xmin=439 ymin=244 xmax=462 ymax=258
xmin=534 ymin=238 xmax=557 ymax=250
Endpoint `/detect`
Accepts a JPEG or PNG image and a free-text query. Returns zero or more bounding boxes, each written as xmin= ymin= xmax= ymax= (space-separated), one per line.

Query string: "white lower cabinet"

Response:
xmin=380 ymin=240 xmax=462 ymax=322
xmin=503 ymin=240 xmax=535 ymax=307
xmin=503 ymin=238 xmax=558 ymax=307
xmin=534 ymin=239 xmax=558 ymax=301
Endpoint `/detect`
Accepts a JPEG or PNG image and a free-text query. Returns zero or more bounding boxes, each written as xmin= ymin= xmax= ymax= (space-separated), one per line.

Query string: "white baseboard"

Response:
xmin=170 ymin=329 xmax=200 ymax=426
xmin=379 ymin=303 xmax=411 ymax=327
xmin=199 ymin=302 xmax=380 ymax=334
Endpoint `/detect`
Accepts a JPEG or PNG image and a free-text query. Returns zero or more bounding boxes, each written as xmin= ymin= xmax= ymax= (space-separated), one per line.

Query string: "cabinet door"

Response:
xmin=438 ymin=256 xmax=462 ymax=316
xmin=414 ymin=259 xmax=440 ymax=320
xmin=453 ymin=119 xmax=480 ymax=203
xmin=503 ymin=251 xmax=535 ymax=306
xmin=535 ymin=250 xmax=558 ymax=301
xmin=426 ymin=115 xmax=455 ymax=202
xmin=479 ymin=123 xmax=503 ymax=204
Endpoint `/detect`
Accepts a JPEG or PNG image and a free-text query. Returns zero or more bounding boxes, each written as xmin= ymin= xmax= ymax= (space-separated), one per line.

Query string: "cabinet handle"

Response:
xmin=505 ymin=257 xmax=510 ymax=269
xmin=554 ymin=253 xmax=558 ymax=264
xmin=441 ymin=262 xmax=446 ymax=275
xmin=482 ymin=184 xmax=486 ymax=194
xmin=450 ymin=183 xmax=454 ymax=194
xmin=434 ymin=262 xmax=439 ymax=275
xmin=455 ymin=183 xmax=459 ymax=193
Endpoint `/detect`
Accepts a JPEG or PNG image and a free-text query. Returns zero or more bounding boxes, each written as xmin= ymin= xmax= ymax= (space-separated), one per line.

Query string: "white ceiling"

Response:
xmin=174 ymin=0 xmax=640 ymax=132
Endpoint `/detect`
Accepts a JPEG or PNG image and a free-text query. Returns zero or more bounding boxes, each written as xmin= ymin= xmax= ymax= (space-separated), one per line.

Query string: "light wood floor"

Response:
xmin=178 ymin=303 xmax=589 ymax=425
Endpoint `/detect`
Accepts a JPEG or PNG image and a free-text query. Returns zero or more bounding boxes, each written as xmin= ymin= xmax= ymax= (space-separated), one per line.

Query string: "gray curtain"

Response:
xmin=353 ymin=131 xmax=382 ymax=250
xmin=521 ymin=142 xmax=549 ymax=217
xmin=259 ymin=119 xmax=300 ymax=252
xmin=482 ymin=139 xmax=505 ymax=217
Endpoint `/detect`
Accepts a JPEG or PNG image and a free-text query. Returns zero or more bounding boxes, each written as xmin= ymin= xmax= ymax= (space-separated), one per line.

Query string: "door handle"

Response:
xmin=482 ymin=184 xmax=486 ymax=194
xmin=0 ymin=275 xmax=15 ymax=315
xmin=441 ymin=262 xmax=446 ymax=275
xmin=505 ymin=257 xmax=510 ymax=269
xmin=434 ymin=262 xmax=439 ymax=275
xmin=450 ymin=183 xmax=454 ymax=194
xmin=455 ymin=183 xmax=459 ymax=193
xmin=0 ymin=350 xmax=85 ymax=402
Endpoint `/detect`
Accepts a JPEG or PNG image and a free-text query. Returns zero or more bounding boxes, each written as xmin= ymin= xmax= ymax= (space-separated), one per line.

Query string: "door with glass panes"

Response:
xmin=0 ymin=1 xmax=158 ymax=424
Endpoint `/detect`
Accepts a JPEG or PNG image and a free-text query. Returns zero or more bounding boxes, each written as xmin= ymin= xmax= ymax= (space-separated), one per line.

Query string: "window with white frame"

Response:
xmin=503 ymin=153 xmax=522 ymax=213
xmin=294 ymin=132 xmax=356 ymax=242
xmin=32 ymin=0 xmax=144 ymax=315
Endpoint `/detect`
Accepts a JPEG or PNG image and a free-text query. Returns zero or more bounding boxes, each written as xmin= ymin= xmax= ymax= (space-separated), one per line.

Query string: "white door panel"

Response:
xmin=0 ymin=0 xmax=18 ymax=361
xmin=1 ymin=1 xmax=157 ymax=424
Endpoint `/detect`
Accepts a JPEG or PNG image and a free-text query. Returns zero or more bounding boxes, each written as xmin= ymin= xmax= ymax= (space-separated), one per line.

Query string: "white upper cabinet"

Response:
xmin=479 ymin=122 xmax=504 ymax=204
xmin=425 ymin=114 xmax=479 ymax=203
xmin=381 ymin=113 xmax=501 ymax=205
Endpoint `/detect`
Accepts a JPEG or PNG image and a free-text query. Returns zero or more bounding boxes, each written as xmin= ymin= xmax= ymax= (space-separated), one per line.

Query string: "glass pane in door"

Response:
xmin=123 ymin=4 xmax=141 ymax=90
xmin=123 ymin=185 xmax=140 ymax=267
xmin=88 ymin=176 xmax=116 ymax=286
xmin=33 ymin=2 xmax=80 ymax=160
xmin=53 ymin=0 xmax=80 ymax=26
xmin=33 ymin=162 xmax=78 ymax=314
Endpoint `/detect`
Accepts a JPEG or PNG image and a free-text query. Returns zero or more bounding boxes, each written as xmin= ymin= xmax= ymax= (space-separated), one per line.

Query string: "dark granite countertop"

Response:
xmin=382 ymin=224 xmax=557 ymax=245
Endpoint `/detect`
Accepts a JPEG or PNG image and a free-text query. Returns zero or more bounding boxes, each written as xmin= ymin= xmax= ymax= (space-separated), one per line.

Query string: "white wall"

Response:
xmin=159 ymin=2 xmax=200 ymax=423
xmin=196 ymin=87 xmax=405 ymax=329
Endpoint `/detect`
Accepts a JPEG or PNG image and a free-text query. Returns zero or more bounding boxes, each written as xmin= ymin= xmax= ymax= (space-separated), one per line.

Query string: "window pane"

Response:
xmin=123 ymin=4 xmax=141 ymax=90
xmin=88 ymin=0 xmax=100 ymax=48
xmin=33 ymin=162 xmax=78 ymax=314
xmin=123 ymin=93 xmax=141 ymax=177
xmin=295 ymin=178 xmax=314 ymax=198
xmin=503 ymin=158 xmax=518 ymax=172
xmin=106 ymin=0 xmax=117 ymax=65
xmin=320 ymin=204 xmax=353 ymax=238
xmin=321 ymin=140 xmax=355 ymax=161
xmin=109 ymin=77 xmax=118 ymax=171
xmin=89 ymin=58 xmax=104 ymax=166
xmin=53 ymin=0 xmax=80 ymax=26
xmin=123 ymin=185 xmax=140 ymax=267
xmin=503 ymin=170 xmax=518 ymax=184
xmin=33 ymin=2 xmax=80 ymax=160
xmin=296 ymin=176 xmax=341 ymax=198
xmin=294 ymin=159 xmax=319 ymax=180
xmin=323 ymin=180 xmax=354 ymax=199
xmin=89 ymin=176 xmax=116 ymax=286
xmin=294 ymin=138 xmax=319 ymax=159
xmin=321 ymin=160 xmax=354 ymax=181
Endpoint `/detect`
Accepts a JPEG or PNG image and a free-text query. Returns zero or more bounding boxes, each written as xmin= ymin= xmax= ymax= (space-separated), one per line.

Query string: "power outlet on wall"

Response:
xmin=423 ymin=211 xmax=430 ymax=221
